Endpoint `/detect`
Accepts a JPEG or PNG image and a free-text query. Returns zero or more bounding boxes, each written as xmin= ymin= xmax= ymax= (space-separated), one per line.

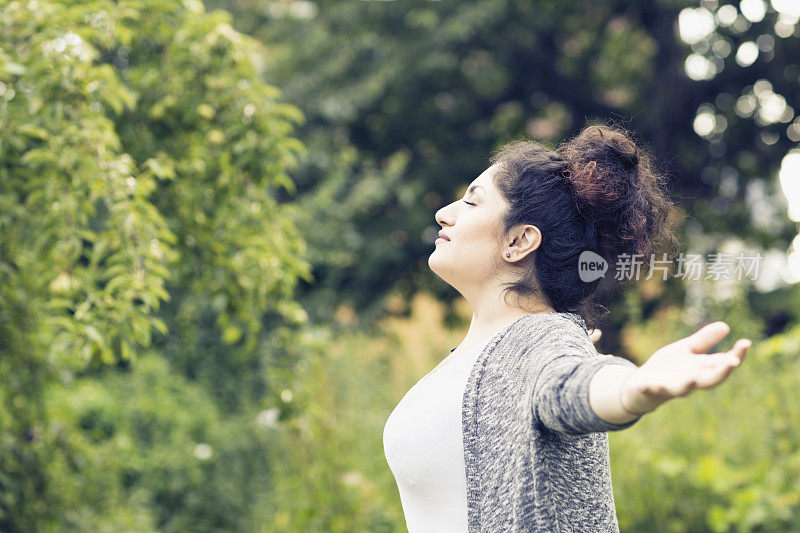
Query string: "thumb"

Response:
xmin=684 ymin=321 xmax=731 ymax=354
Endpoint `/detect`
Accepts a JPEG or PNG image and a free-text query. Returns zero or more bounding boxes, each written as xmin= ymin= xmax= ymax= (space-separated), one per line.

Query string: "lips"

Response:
xmin=438 ymin=231 xmax=450 ymax=241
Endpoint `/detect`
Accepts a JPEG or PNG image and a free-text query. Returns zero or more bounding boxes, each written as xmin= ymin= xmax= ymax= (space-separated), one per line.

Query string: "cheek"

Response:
xmin=458 ymin=231 xmax=501 ymax=261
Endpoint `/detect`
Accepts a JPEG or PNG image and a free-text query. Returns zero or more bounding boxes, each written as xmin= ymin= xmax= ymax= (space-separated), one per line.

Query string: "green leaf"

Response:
xmin=16 ymin=124 xmax=49 ymax=141
xmin=222 ymin=325 xmax=243 ymax=345
xmin=2 ymin=62 xmax=26 ymax=75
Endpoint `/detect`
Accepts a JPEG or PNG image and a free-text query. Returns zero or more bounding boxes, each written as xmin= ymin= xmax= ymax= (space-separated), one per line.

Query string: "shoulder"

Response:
xmin=505 ymin=312 xmax=596 ymax=359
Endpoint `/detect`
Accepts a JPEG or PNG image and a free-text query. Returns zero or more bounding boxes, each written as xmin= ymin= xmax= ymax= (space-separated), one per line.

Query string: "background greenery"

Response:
xmin=1 ymin=0 xmax=799 ymax=531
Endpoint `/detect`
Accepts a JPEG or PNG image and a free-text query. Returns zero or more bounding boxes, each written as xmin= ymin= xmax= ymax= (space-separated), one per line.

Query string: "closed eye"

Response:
xmin=463 ymin=201 xmax=476 ymax=206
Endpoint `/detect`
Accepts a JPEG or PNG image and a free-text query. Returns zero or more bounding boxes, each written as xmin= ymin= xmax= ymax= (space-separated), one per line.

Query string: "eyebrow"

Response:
xmin=467 ymin=185 xmax=485 ymax=195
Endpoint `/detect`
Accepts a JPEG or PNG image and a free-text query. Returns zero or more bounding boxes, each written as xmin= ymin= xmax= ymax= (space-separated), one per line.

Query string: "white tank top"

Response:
xmin=382 ymin=335 xmax=495 ymax=532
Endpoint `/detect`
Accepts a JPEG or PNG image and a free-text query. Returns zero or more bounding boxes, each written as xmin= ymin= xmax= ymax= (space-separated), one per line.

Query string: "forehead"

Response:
xmin=466 ymin=163 xmax=501 ymax=194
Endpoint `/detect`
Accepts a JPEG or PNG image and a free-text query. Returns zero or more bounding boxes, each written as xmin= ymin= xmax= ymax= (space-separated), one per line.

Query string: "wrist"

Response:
xmin=619 ymin=368 xmax=669 ymax=416
xmin=618 ymin=370 xmax=647 ymax=416
xmin=589 ymin=363 xmax=641 ymax=425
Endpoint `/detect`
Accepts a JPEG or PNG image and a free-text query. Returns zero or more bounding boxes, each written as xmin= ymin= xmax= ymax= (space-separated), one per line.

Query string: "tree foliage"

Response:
xmin=214 ymin=0 xmax=799 ymax=338
xmin=0 ymin=0 xmax=310 ymax=529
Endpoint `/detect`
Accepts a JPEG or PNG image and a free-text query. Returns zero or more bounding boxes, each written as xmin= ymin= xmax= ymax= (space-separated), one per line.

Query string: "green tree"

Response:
xmin=0 ymin=0 xmax=310 ymax=529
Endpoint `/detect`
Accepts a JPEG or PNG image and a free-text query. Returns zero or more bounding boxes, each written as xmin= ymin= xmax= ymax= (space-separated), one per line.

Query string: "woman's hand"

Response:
xmin=619 ymin=321 xmax=751 ymax=416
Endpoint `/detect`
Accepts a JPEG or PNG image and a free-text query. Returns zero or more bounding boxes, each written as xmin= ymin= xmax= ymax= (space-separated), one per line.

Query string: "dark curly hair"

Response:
xmin=489 ymin=121 xmax=680 ymax=329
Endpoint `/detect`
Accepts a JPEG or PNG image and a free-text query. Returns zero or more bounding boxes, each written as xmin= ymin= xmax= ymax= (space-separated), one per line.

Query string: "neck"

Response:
xmin=454 ymin=289 xmax=555 ymax=354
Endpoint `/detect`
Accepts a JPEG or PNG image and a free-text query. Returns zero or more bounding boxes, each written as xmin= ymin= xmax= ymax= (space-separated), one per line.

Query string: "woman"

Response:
xmin=382 ymin=123 xmax=752 ymax=532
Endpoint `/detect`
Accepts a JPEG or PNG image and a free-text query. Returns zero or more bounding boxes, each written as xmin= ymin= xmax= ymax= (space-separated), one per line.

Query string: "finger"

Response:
xmin=692 ymin=360 xmax=740 ymax=389
xmin=728 ymin=339 xmax=751 ymax=363
xmin=684 ymin=321 xmax=731 ymax=354
xmin=702 ymin=339 xmax=751 ymax=365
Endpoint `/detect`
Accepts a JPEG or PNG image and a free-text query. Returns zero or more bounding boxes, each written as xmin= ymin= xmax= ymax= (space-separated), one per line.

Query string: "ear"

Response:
xmin=505 ymin=225 xmax=542 ymax=262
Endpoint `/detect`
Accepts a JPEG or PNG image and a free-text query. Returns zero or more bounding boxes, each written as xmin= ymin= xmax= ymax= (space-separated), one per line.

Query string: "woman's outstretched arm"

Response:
xmin=588 ymin=321 xmax=752 ymax=425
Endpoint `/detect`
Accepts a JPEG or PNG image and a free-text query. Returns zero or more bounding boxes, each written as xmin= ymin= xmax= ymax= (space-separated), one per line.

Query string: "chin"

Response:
xmin=427 ymin=251 xmax=439 ymax=272
xmin=427 ymin=252 xmax=453 ymax=283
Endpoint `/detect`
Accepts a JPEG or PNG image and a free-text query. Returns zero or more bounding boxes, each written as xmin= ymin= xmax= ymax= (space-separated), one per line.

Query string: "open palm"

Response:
xmin=615 ymin=321 xmax=751 ymax=415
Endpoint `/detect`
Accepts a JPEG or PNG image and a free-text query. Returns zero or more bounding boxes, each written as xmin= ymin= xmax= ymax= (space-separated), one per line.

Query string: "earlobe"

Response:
xmin=505 ymin=236 xmax=518 ymax=260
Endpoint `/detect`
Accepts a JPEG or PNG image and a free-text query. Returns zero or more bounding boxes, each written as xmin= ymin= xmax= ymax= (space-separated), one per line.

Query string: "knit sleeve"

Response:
xmin=532 ymin=351 xmax=641 ymax=436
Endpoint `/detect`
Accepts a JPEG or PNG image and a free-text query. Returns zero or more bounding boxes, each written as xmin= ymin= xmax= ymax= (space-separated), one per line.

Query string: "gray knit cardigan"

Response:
xmin=462 ymin=311 xmax=639 ymax=532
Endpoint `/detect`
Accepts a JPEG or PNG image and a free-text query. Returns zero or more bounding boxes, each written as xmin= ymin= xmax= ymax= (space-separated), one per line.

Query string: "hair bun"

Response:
xmin=557 ymin=125 xmax=640 ymax=206
xmin=556 ymin=123 xmax=676 ymax=262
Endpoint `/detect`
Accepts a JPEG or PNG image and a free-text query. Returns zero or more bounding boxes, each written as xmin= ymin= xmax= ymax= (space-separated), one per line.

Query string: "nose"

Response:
xmin=435 ymin=203 xmax=454 ymax=228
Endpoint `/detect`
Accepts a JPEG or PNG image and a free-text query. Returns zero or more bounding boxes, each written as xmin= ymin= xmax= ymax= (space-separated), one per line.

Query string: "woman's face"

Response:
xmin=428 ymin=163 xmax=510 ymax=293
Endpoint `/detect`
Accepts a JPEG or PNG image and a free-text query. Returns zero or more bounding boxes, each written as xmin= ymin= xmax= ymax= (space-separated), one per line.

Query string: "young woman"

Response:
xmin=382 ymin=124 xmax=752 ymax=532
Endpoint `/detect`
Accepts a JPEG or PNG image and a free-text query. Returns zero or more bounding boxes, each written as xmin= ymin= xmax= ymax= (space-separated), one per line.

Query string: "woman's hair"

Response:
xmin=489 ymin=121 xmax=679 ymax=328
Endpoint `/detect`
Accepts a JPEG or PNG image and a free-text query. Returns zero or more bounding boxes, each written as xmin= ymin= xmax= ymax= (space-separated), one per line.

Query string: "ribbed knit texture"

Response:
xmin=462 ymin=311 xmax=639 ymax=532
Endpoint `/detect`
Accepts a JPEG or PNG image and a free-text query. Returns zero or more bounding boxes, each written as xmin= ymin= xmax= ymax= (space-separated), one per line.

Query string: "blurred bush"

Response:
xmin=612 ymin=284 xmax=800 ymax=532
xmin=43 ymin=353 xmax=277 ymax=531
